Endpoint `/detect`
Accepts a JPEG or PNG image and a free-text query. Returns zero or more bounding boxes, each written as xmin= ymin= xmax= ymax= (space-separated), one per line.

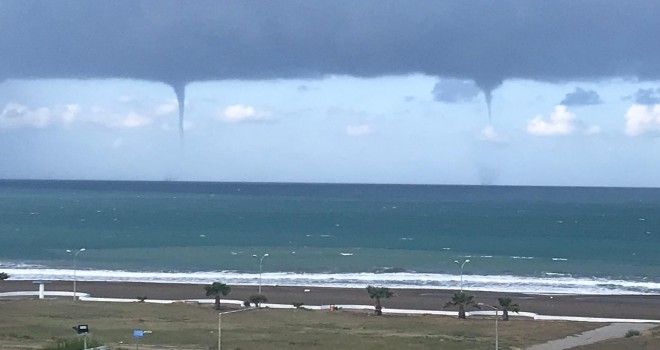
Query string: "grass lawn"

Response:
xmin=0 ymin=299 xmax=604 ymax=349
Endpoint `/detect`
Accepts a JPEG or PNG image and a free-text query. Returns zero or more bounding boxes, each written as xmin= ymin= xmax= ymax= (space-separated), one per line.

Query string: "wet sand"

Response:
xmin=2 ymin=280 xmax=660 ymax=320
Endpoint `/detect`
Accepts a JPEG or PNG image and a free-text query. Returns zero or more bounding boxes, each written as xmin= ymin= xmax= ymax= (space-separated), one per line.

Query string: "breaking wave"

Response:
xmin=3 ymin=267 xmax=660 ymax=295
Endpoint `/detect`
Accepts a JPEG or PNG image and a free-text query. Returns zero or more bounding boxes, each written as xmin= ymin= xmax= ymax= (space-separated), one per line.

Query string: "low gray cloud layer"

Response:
xmin=630 ymin=88 xmax=660 ymax=105
xmin=3 ymin=1 xmax=660 ymax=137
xmin=560 ymin=87 xmax=602 ymax=106
xmin=2 ymin=0 xmax=660 ymax=86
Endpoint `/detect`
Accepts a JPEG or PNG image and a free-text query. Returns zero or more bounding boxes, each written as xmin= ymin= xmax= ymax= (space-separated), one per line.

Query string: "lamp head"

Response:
xmin=79 ymin=248 xmax=86 ymax=252
xmin=66 ymin=249 xmax=72 ymax=253
xmin=264 ymin=253 xmax=269 ymax=257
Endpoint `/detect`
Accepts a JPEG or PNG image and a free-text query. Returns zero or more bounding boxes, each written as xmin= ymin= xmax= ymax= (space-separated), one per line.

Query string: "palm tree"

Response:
xmin=0 ymin=272 xmax=8 ymax=281
xmin=366 ymin=285 xmax=395 ymax=316
xmin=497 ymin=297 xmax=520 ymax=321
xmin=444 ymin=292 xmax=478 ymax=319
xmin=204 ymin=282 xmax=231 ymax=310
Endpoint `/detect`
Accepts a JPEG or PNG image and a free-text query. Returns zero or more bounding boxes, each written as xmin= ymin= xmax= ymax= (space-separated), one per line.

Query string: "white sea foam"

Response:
xmin=3 ymin=268 xmax=659 ymax=295
xmin=0 ymin=261 xmax=46 ymax=268
xmin=545 ymin=272 xmax=572 ymax=278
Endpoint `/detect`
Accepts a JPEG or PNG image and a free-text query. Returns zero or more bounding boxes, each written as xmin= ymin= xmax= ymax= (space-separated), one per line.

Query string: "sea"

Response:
xmin=1 ymin=180 xmax=659 ymax=295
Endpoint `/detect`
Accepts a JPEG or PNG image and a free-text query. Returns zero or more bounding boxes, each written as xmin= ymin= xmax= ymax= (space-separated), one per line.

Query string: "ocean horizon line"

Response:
xmin=2 ymin=178 xmax=660 ymax=191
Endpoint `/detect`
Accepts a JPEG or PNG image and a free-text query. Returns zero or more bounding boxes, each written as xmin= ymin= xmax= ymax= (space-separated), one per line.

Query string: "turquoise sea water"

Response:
xmin=1 ymin=180 xmax=659 ymax=294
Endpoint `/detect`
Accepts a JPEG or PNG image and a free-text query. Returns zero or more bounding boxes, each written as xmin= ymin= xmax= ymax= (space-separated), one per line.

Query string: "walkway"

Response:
xmin=3 ymin=290 xmax=660 ymax=324
xmin=525 ymin=322 xmax=656 ymax=350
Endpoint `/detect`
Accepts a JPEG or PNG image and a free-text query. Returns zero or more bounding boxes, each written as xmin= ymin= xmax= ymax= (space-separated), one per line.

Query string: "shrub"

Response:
xmin=137 ymin=296 xmax=147 ymax=302
xmin=243 ymin=300 xmax=251 ymax=307
xmin=293 ymin=302 xmax=304 ymax=309
xmin=625 ymin=329 xmax=641 ymax=338
xmin=249 ymin=294 xmax=268 ymax=307
xmin=44 ymin=337 xmax=103 ymax=350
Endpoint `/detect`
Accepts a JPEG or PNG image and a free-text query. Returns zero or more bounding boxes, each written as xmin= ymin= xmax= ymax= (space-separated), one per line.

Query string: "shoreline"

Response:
xmin=3 ymin=268 xmax=659 ymax=295
xmin=2 ymin=280 xmax=660 ymax=320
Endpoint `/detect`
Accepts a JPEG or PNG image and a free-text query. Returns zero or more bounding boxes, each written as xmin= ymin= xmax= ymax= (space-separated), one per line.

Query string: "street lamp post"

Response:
xmin=453 ymin=259 xmax=470 ymax=292
xmin=67 ymin=248 xmax=86 ymax=301
xmin=478 ymin=303 xmax=499 ymax=350
xmin=252 ymin=253 xmax=269 ymax=294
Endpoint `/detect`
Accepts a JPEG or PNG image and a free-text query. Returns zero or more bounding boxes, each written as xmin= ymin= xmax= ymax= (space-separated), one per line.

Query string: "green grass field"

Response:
xmin=0 ymin=299 xmax=626 ymax=349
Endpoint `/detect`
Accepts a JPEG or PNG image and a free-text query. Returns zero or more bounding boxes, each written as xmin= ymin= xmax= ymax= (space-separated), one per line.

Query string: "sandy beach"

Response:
xmin=2 ymin=280 xmax=660 ymax=320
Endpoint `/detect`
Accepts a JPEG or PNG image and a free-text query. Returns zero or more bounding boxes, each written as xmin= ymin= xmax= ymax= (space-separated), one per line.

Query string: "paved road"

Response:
xmin=525 ymin=322 xmax=656 ymax=350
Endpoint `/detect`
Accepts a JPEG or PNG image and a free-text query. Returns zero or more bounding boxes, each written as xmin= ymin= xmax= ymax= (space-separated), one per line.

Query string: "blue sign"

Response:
xmin=133 ymin=329 xmax=144 ymax=338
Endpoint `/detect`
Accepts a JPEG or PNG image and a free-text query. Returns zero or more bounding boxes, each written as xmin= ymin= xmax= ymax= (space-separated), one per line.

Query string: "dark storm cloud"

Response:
xmin=3 ymin=1 xmax=660 ymax=135
xmin=2 ymin=0 xmax=660 ymax=85
xmin=629 ymin=88 xmax=660 ymax=105
xmin=560 ymin=87 xmax=602 ymax=106
xmin=432 ymin=80 xmax=481 ymax=103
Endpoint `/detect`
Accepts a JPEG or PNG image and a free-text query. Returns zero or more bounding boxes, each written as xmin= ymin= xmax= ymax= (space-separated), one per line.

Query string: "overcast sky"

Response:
xmin=2 ymin=1 xmax=660 ymax=187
